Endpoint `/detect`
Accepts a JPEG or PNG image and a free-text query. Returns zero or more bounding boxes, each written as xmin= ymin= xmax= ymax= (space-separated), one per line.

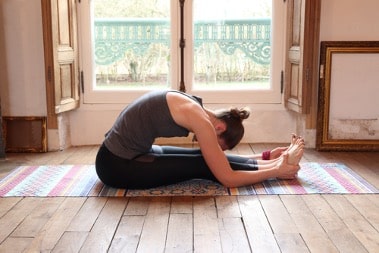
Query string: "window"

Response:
xmin=79 ymin=0 xmax=285 ymax=104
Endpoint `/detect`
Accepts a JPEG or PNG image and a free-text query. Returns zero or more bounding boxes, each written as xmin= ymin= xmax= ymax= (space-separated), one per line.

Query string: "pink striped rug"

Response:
xmin=0 ymin=163 xmax=377 ymax=197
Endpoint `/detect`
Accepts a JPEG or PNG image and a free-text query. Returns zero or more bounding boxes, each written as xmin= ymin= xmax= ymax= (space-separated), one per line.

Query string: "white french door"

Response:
xmin=78 ymin=0 xmax=284 ymax=104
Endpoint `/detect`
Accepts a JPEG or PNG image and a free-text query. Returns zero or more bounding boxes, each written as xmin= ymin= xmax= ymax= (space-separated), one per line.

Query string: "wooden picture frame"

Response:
xmin=2 ymin=116 xmax=47 ymax=152
xmin=317 ymin=41 xmax=379 ymax=151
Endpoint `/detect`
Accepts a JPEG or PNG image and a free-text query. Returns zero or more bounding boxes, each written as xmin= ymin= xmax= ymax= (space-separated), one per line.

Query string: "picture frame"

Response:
xmin=316 ymin=41 xmax=379 ymax=151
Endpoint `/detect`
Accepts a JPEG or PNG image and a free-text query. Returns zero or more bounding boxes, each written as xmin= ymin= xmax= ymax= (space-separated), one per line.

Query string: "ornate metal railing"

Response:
xmin=94 ymin=18 xmax=271 ymax=66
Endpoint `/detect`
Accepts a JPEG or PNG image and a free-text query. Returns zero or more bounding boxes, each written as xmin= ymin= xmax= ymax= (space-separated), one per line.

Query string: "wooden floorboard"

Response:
xmin=0 ymin=144 xmax=378 ymax=252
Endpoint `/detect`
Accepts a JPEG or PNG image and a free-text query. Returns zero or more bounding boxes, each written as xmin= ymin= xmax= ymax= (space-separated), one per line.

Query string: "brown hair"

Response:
xmin=215 ymin=107 xmax=250 ymax=149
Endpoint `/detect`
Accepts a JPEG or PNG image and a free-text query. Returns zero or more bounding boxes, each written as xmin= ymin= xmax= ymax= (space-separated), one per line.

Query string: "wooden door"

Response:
xmin=41 ymin=0 xmax=80 ymax=128
xmin=284 ymin=0 xmax=321 ymax=114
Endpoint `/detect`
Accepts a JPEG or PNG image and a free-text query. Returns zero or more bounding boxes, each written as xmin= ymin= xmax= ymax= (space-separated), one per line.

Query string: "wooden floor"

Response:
xmin=0 ymin=144 xmax=378 ymax=253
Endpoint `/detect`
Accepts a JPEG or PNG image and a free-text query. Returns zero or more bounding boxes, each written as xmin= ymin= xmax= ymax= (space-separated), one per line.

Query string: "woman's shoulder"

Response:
xmin=166 ymin=91 xmax=208 ymax=131
xmin=167 ymin=90 xmax=203 ymax=105
xmin=166 ymin=91 xmax=203 ymax=110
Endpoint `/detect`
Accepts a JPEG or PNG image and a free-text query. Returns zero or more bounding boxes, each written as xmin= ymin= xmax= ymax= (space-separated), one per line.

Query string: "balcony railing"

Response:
xmin=94 ymin=18 xmax=271 ymax=66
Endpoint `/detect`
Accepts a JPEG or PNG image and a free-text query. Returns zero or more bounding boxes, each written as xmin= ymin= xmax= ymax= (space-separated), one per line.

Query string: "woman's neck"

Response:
xmin=204 ymin=109 xmax=221 ymax=128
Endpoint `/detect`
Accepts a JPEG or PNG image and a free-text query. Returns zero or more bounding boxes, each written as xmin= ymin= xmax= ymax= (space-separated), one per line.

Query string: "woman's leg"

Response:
xmin=96 ymin=144 xmax=217 ymax=189
xmin=158 ymin=145 xmax=259 ymax=171
xmin=96 ymin=145 xmax=259 ymax=189
xmin=95 ymin=144 xmax=133 ymax=188
xmin=128 ymin=146 xmax=259 ymax=188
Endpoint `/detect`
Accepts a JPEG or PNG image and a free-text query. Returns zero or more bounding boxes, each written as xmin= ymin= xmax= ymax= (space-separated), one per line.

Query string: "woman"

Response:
xmin=96 ymin=89 xmax=304 ymax=189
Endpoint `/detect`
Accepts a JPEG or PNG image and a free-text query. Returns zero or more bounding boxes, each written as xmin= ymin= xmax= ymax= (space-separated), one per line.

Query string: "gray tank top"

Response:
xmin=103 ymin=90 xmax=203 ymax=159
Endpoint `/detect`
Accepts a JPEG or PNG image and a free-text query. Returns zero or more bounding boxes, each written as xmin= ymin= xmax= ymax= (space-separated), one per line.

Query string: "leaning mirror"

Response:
xmin=317 ymin=41 xmax=379 ymax=151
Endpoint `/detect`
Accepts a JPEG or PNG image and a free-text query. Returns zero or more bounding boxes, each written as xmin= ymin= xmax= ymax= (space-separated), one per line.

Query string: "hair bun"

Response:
xmin=230 ymin=107 xmax=250 ymax=121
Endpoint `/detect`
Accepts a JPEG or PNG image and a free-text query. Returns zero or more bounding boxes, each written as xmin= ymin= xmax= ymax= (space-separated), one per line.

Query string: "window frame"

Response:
xmin=78 ymin=0 xmax=285 ymax=104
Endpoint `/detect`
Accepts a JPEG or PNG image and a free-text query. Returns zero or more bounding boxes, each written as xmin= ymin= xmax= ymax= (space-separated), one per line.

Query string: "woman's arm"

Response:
xmin=240 ymin=146 xmax=289 ymax=160
xmin=167 ymin=92 xmax=299 ymax=187
xmin=192 ymin=117 xmax=299 ymax=187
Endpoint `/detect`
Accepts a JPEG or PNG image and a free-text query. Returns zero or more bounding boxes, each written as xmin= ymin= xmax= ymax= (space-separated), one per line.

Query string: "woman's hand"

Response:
xmin=269 ymin=146 xmax=289 ymax=159
xmin=276 ymin=154 xmax=300 ymax=179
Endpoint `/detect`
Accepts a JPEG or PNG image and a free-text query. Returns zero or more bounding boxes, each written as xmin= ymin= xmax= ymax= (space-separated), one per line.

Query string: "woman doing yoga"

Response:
xmin=95 ymin=90 xmax=304 ymax=189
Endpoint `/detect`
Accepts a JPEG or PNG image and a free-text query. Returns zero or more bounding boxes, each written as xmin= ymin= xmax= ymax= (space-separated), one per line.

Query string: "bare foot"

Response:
xmin=291 ymin=133 xmax=298 ymax=145
xmin=286 ymin=133 xmax=298 ymax=152
xmin=277 ymin=154 xmax=300 ymax=179
xmin=286 ymin=134 xmax=301 ymax=154
xmin=286 ymin=137 xmax=304 ymax=165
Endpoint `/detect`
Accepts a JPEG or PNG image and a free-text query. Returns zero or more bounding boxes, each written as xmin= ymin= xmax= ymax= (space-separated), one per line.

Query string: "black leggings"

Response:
xmin=95 ymin=144 xmax=258 ymax=189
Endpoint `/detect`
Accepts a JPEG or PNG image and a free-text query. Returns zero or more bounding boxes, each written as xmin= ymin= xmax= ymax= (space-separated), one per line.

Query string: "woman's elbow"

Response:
xmin=218 ymin=176 xmax=241 ymax=188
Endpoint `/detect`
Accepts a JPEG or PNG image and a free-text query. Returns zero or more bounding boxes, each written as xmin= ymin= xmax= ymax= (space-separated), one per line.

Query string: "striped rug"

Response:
xmin=0 ymin=163 xmax=377 ymax=197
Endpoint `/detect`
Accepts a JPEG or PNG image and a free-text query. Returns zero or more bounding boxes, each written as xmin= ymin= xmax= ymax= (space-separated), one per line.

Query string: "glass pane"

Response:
xmin=193 ymin=0 xmax=272 ymax=90
xmin=92 ymin=0 xmax=170 ymax=90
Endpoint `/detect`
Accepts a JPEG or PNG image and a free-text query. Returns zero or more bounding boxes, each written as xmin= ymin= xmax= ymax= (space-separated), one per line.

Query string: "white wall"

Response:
xmin=0 ymin=0 xmax=46 ymax=116
xmin=320 ymin=0 xmax=379 ymax=41
xmin=1 ymin=0 xmax=379 ymax=149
